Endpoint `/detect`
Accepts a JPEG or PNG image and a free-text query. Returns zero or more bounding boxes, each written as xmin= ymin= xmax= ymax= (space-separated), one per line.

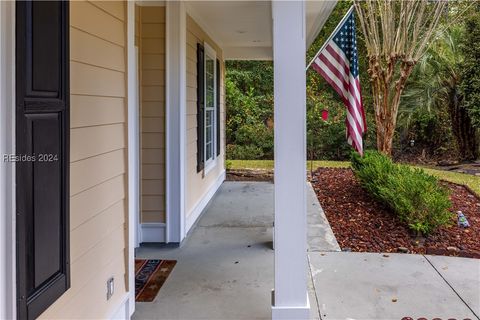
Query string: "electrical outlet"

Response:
xmin=107 ymin=277 xmax=114 ymax=300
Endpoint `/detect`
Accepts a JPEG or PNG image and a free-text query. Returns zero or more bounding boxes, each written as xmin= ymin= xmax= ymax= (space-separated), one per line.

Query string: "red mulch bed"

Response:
xmin=311 ymin=167 xmax=480 ymax=258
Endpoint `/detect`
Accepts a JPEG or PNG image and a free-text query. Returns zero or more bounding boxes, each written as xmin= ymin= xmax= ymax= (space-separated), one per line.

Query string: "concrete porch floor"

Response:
xmin=133 ymin=181 xmax=338 ymax=320
xmin=133 ymin=182 xmax=480 ymax=320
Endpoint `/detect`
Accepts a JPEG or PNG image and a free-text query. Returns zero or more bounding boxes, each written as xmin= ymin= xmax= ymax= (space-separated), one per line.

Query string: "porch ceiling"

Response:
xmin=185 ymin=0 xmax=338 ymax=60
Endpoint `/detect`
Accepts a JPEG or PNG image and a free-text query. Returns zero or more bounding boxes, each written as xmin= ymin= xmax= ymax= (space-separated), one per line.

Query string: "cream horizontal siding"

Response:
xmin=70 ymin=0 xmax=125 ymax=46
xmin=142 ymin=164 xmax=164 ymax=180
xmin=71 ymin=95 xmax=125 ymax=128
xmin=142 ymin=132 xmax=165 ymax=148
xmin=70 ymin=175 xmax=125 ymax=229
xmin=39 ymin=1 xmax=128 ymax=318
xmin=70 ymin=27 xmax=125 ymax=72
xmin=70 ymin=124 xmax=125 ymax=162
xmin=70 ymin=149 xmax=126 ymax=196
xmin=70 ymin=62 xmax=125 ymax=97
xmin=140 ymin=6 xmax=166 ymax=224
xmin=142 ymin=179 xmax=165 ymax=195
xmin=185 ymin=15 xmax=226 ymax=217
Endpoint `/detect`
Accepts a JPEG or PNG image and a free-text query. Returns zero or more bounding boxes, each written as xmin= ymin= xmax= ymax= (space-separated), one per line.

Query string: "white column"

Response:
xmin=0 ymin=1 xmax=16 ymax=319
xmin=165 ymin=1 xmax=187 ymax=243
xmin=272 ymin=1 xmax=309 ymax=319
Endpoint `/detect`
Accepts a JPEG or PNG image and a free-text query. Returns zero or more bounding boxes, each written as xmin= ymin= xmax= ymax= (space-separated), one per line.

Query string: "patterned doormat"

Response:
xmin=135 ymin=259 xmax=176 ymax=302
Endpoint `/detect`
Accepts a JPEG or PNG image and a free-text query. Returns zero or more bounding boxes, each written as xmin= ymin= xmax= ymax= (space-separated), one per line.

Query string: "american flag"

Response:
xmin=309 ymin=7 xmax=366 ymax=155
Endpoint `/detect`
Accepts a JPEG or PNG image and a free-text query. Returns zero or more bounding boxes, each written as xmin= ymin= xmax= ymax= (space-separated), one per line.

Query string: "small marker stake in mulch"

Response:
xmin=457 ymin=211 xmax=470 ymax=228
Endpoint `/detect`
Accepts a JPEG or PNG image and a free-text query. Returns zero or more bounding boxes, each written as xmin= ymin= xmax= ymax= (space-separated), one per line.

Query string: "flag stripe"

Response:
xmin=312 ymin=61 xmax=347 ymax=100
xmin=317 ymin=55 xmax=364 ymax=136
xmin=314 ymin=59 xmax=364 ymax=138
xmin=346 ymin=120 xmax=361 ymax=153
xmin=347 ymin=76 xmax=364 ymax=132
xmin=318 ymin=54 xmax=350 ymax=94
xmin=327 ymin=42 xmax=350 ymax=75
xmin=346 ymin=110 xmax=362 ymax=147
xmin=322 ymin=44 xmax=365 ymax=134
xmin=354 ymin=78 xmax=368 ymax=130
xmin=321 ymin=45 xmax=350 ymax=84
xmin=346 ymin=100 xmax=364 ymax=135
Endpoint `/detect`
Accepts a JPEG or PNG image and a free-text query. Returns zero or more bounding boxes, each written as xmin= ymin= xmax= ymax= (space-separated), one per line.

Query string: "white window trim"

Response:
xmin=203 ymin=41 xmax=218 ymax=176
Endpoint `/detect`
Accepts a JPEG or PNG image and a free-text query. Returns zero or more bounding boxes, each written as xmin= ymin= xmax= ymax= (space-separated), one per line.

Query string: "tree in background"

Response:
xmin=225 ymin=61 xmax=274 ymax=159
xmin=354 ymin=0 xmax=447 ymax=156
xmin=401 ymin=27 xmax=478 ymax=161
xmin=460 ymin=3 xmax=480 ymax=134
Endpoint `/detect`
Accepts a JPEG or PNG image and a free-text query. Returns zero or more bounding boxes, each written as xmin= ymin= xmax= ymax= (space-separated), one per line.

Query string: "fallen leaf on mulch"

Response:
xmin=311 ymin=168 xmax=480 ymax=258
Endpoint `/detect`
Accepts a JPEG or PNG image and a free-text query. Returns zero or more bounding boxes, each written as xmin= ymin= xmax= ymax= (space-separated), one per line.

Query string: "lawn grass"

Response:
xmin=227 ymin=159 xmax=479 ymax=195
xmin=421 ymin=167 xmax=480 ymax=195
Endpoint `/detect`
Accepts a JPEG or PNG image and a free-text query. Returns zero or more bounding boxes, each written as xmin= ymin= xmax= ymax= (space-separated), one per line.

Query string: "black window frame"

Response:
xmin=196 ymin=42 xmax=220 ymax=173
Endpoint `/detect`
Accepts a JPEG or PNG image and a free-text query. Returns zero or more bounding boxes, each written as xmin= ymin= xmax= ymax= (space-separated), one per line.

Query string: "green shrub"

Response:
xmin=351 ymin=151 xmax=453 ymax=235
xmin=226 ymin=144 xmax=264 ymax=160
xmin=225 ymin=159 xmax=233 ymax=170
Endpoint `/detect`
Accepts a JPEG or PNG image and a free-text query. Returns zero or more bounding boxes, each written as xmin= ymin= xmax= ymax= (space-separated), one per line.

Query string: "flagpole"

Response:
xmin=306 ymin=5 xmax=354 ymax=71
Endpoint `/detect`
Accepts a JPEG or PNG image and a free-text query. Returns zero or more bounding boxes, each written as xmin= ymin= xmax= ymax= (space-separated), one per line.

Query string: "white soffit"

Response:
xmin=306 ymin=0 xmax=338 ymax=48
xmin=185 ymin=0 xmax=338 ymax=60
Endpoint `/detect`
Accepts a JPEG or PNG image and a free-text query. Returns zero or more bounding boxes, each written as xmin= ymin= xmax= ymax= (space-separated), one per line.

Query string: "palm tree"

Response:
xmin=400 ymin=27 xmax=479 ymax=161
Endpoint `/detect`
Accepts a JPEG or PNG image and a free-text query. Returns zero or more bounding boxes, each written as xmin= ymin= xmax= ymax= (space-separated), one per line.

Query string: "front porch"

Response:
xmin=133 ymin=181 xmax=480 ymax=320
xmin=133 ymin=181 xmax=339 ymax=319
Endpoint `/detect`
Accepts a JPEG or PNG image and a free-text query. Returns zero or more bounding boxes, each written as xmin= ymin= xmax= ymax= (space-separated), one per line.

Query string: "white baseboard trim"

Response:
xmin=109 ymin=293 xmax=130 ymax=320
xmin=271 ymin=294 xmax=310 ymax=320
xmin=185 ymin=170 xmax=225 ymax=235
xmin=128 ymin=289 xmax=135 ymax=318
xmin=140 ymin=223 xmax=166 ymax=243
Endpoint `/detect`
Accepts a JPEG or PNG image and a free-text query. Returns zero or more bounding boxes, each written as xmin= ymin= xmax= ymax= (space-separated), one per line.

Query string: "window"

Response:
xmin=204 ymin=45 xmax=216 ymax=167
xmin=197 ymin=42 xmax=220 ymax=174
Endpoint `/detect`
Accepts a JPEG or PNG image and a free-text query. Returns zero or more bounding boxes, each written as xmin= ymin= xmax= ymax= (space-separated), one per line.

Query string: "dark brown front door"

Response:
xmin=15 ymin=1 xmax=70 ymax=319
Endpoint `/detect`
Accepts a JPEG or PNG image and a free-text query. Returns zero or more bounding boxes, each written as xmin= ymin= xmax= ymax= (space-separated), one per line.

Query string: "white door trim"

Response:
xmin=126 ymin=1 xmax=138 ymax=317
xmin=0 ymin=1 xmax=16 ymax=319
xmin=165 ymin=1 xmax=187 ymax=243
xmin=134 ymin=45 xmax=141 ymax=248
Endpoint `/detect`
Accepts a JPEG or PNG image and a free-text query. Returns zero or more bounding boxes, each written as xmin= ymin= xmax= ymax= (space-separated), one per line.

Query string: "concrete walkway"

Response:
xmin=133 ymin=181 xmax=480 ymax=320
xmin=309 ymin=252 xmax=480 ymax=320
